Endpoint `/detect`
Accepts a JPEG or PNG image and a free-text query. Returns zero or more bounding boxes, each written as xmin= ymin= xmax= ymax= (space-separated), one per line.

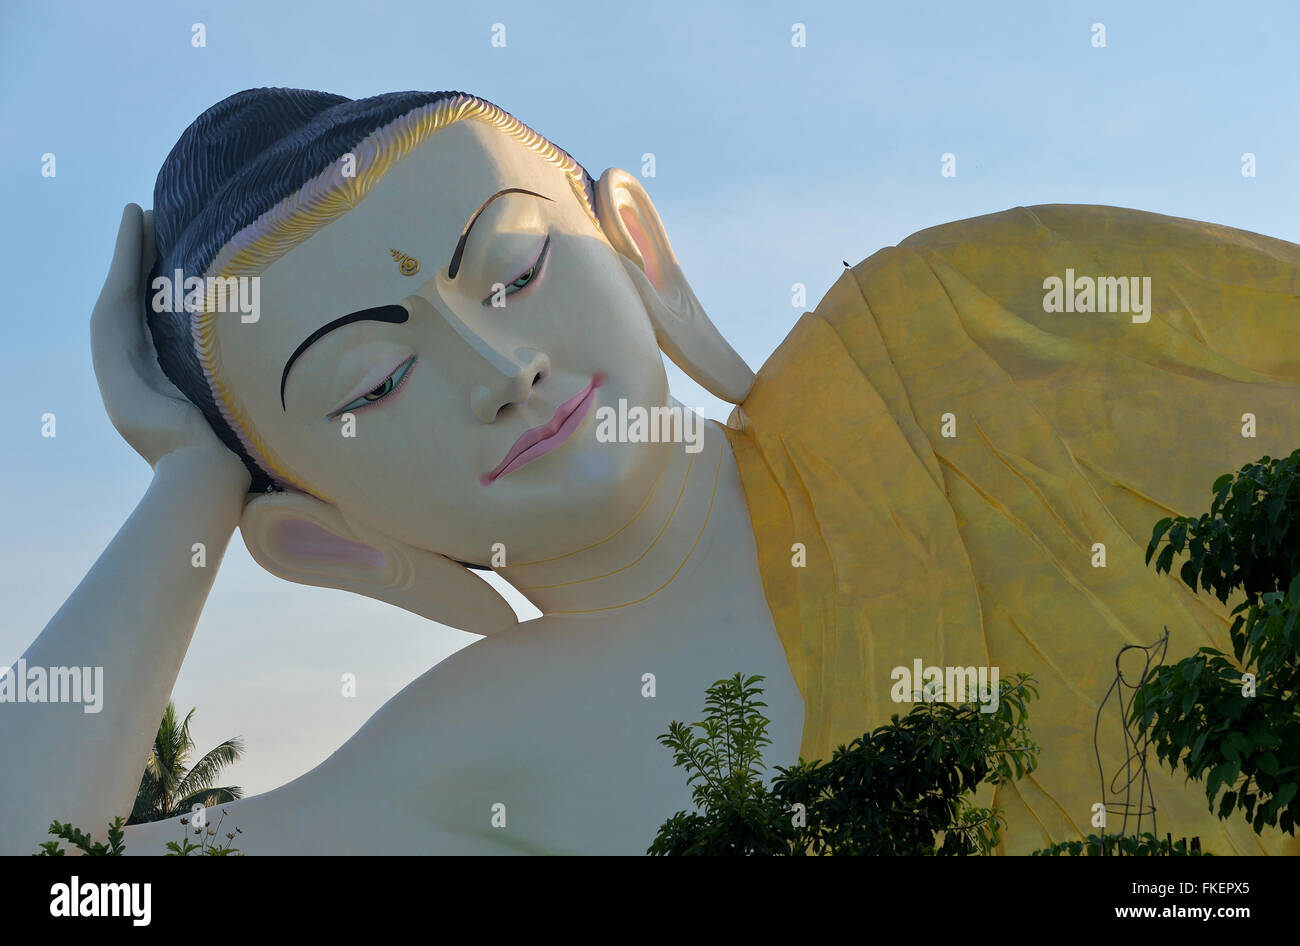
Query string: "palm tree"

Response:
xmin=127 ymin=701 xmax=245 ymax=824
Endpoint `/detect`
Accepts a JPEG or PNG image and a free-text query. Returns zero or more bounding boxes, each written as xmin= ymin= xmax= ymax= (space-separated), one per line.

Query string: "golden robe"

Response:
xmin=725 ymin=204 xmax=1300 ymax=855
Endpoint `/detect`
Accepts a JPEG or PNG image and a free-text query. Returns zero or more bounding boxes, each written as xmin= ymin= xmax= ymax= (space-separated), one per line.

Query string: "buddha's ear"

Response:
xmin=595 ymin=168 xmax=755 ymax=403
xmin=240 ymin=491 xmax=517 ymax=636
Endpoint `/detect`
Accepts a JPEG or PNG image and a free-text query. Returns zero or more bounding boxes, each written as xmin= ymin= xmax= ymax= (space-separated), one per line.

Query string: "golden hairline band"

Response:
xmin=192 ymin=93 xmax=603 ymax=502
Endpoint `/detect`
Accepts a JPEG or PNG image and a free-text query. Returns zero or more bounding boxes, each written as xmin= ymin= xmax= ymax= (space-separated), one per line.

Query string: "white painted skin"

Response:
xmin=0 ymin=120 xmax=803 ymax=854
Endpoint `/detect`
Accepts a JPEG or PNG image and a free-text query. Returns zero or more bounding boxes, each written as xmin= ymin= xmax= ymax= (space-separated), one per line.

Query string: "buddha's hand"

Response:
xmin=91 ymin=204 xmax=249 ymax=487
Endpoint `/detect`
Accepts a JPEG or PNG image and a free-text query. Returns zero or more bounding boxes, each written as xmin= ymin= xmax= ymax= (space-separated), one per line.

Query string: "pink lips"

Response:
xmin=481 ymin=373 xmax=606 ymax=485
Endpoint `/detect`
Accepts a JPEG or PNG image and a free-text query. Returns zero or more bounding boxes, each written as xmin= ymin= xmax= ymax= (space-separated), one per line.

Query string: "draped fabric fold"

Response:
xmin=725 ymin=205 xmax=1300 ymax=854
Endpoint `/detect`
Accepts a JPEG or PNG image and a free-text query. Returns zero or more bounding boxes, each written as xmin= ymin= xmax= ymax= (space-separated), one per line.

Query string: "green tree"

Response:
xmin=649 ymin=674 xmax=793 ymax=855
xmin=648 ymin=672 xmax=1039 ymax=855
xmin=1031 ymin=833 xmax=1209 ymax=856
xmin=33 ymin=813 xmax=244 ymax=856
xmin=34 ymin=818 xmax=126 ymax=856
xmin=1140 ymin=448 xmax=1300 ymax=837
xmin=127 ymin=701 xmax=245 ymax=825
xmin=778 ymin=675 xmax=1038 ymax=855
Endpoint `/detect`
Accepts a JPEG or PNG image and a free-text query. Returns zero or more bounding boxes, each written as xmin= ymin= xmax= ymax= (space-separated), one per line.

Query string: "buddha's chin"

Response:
xmin=466 ymin=470 xmax=655 ymax=558
xmin=507 ymin=431 xmax=650 ymax=496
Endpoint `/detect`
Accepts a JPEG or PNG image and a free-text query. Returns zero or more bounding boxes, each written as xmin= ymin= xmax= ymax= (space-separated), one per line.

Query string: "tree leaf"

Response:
xmin=1277 ymin=783 xmax=1298 ymax=810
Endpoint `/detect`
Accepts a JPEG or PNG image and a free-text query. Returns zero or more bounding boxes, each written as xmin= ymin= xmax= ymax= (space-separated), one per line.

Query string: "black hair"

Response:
xmin=145 ymin=87 xmax=594 ymax=494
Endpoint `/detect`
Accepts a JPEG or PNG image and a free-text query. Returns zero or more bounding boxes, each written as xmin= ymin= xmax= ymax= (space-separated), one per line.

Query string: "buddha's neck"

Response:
xmin=497 ymin=416 xmax=729 ymax=616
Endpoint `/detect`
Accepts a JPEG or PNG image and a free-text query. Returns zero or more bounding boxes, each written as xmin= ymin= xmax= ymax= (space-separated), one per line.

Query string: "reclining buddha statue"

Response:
xmin=2 ymin=88 xmax=1297 ymax=854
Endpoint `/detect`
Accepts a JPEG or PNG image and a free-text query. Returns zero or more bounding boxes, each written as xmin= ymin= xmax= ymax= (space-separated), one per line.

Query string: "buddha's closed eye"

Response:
xmin=326 ymin=355 xmax=417 ymax=420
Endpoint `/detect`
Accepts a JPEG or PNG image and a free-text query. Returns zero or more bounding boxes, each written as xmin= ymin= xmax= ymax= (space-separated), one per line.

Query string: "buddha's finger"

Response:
xmin=91 ymin=204 xmax=159 ymax=413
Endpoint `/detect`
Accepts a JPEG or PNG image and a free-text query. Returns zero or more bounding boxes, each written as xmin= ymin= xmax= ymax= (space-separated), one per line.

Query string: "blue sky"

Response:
xmin=2 ymin=0 xmax=1297 ymax=794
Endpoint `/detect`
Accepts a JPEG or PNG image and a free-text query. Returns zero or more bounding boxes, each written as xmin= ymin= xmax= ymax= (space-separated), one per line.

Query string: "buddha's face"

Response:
xmin=212 ymin=121 xmax=671 ymax=565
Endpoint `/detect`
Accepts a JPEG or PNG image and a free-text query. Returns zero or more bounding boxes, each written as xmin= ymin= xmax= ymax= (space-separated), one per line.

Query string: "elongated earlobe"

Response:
xmin=240 ymin=492 xmax=517 ymax=636
xmin=596 ymin=168 xmax=755 ymax=403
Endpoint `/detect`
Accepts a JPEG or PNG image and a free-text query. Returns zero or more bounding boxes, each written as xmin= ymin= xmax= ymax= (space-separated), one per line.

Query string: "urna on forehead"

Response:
xmin=144 ymin=87 xmax=598 ymax=494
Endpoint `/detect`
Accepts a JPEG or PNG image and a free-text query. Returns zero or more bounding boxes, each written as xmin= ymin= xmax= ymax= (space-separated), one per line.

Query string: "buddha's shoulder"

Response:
xmin=904 ymin=201 xmax=1289 ymax=250
xmin=819 ymin=204 xmax=1300 ymax=324
xmin=863 ymin=205 xmax=1300 ymax=275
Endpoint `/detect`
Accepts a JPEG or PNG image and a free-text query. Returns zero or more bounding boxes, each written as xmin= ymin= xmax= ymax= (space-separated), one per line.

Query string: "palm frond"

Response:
xmin=130 ymin=703 xmax=244 ymax=824
xmin=174 ymin=738 xmax=244 ymax=798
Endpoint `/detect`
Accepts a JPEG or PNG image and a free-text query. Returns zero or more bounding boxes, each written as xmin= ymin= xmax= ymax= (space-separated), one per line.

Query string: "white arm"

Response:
xmin=0 ymin=205 xmax=251 ymax=853
xmin=0 ymin=449 xmax=247 ymax=852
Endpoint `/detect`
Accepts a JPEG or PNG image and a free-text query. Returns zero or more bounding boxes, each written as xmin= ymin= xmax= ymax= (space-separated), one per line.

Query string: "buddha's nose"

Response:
xmin=470 ymin=348 xmax=550 ymax=423
xmin=401 ymin=289 xmax=551 ymax=424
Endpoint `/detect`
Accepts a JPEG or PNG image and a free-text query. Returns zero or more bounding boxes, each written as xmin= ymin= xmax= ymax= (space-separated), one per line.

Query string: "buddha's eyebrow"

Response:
xmin=448 ymin=187 xmax=553 ymax=279
xmin=280 ymin=304 xmax=409 ymax=410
